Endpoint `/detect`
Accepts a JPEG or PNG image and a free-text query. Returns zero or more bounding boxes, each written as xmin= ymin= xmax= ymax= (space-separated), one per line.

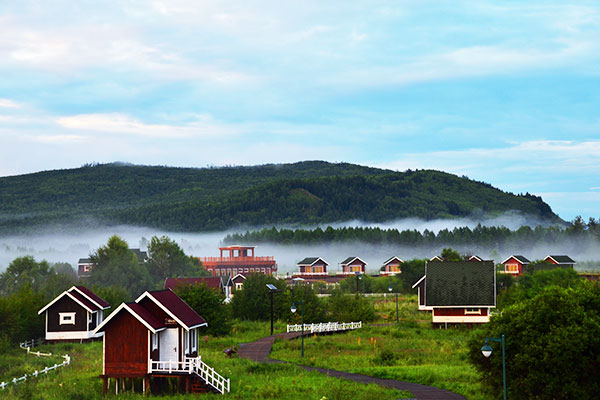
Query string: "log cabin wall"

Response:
xmin=104 ymin=311 xmax=149 ymax=376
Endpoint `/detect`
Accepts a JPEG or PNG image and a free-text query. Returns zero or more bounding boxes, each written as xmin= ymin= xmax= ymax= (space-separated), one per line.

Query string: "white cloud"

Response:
xmin=56 ymin=113 xmax=239 ymax=138
xmin=30 ymin=135 xmax=87 ymax=144
xmin=0 ymin=99 xmax=21 ymax=108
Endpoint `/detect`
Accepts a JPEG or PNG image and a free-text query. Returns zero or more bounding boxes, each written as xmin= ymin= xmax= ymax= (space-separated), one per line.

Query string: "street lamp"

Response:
xmin=355 ymin=271 xmax=362 ymax=295
xmin=481 ymin=334 xmax=507 ymax=400
xmin=388 ymin=285 xmax=399 ymax=323
xmin=290 ymin=300 xmax=304 ymax=358
xmin=266 ymin=284 xmax=282 ymax=336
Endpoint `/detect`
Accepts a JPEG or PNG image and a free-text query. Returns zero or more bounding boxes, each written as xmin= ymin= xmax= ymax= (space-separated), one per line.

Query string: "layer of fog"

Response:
xmin=0 ymin=212 xmax=596 ymax=274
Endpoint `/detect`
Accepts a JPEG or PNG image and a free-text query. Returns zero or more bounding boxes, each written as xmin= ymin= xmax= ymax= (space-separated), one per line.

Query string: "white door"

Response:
xmin=159 ymin=328 xmax=179 ymax=369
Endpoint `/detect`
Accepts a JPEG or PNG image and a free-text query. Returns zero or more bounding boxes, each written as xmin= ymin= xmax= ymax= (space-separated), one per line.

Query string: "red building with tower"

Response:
xmin=200 ymin=245 xmax=277 ymax=277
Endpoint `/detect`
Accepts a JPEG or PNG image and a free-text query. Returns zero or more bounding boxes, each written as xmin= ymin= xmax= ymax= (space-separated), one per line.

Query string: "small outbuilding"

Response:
xmin=380 ymin=256 xmax=403 ymax=276
xmin=38 ymin=286 xmax=110 ymax=341
xmin=501 ymin=255 xmax=530 ymax=275
xmin=338 ymin=257 xmax=367 ymax=275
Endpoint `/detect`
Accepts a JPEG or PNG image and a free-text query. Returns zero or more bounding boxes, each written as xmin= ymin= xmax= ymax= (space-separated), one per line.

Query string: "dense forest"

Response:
xmin=224 ymin=216 xmax=600 ymax=250
xmin=0 ymin=161 xmax=560 ymax=233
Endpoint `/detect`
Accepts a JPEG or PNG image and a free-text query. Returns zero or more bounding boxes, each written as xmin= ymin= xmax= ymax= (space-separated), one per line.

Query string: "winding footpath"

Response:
xmin=238 ymin=332 xmax=466 ymax=400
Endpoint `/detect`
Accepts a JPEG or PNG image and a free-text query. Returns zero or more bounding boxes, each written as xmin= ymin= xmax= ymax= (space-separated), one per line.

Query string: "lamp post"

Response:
xmin=266 ymin=284 xmax=282 ymax=336
xmin=355 ymin=271 xmax=362 ymax=295
xmin=290 ymin=300 xmax=304 ymax=358
xmin=481 ymin=334 xmax=507 ymax=400
xmin=388 ymin=285 xmax=399 ymax=323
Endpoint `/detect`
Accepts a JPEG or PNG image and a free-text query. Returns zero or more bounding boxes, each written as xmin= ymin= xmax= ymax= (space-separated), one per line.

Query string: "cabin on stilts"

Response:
xmin=93 ymin=289 xmax=230 ymax=395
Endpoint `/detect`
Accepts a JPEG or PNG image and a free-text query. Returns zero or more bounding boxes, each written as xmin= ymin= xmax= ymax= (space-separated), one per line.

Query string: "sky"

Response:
xmin=1 ymin=1 xmax=599 ymax=222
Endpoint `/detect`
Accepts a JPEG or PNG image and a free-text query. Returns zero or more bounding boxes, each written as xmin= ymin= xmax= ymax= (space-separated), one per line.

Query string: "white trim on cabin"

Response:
xmin=69 ymin=286 xmax=110 ymax=310
xmin=135 ymin=291 xmax=208 ymax=331
xmin=411 ymin=275 xmax=426 ymax=289
xmin=432 ymin=315 xmax=490 ymax=324
xmin=59 ymin=312 xmax=76 ymax=325
xmin=46 ymin=330 xmax=103 ymax=340
xmin=93 ymin=303 xmax=166 ymax=335
xmin=38 ymin=291 xmax=96 ymax=314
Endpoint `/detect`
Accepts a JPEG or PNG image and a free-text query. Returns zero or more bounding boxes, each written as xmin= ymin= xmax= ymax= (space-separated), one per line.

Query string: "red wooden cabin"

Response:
xmin=200 ymin=245 xmax=277 ymax=277
xmin=501 ymin=255 xmax=530 ymax=275
xmin=94 ymin=289 xmax=229 ymax=395
xmin=380 ymin=256 xmax=403 ymax=276
xmin=293 ymin=257 xmax=329 ymax=277
xmin=38 ymin=286 xmax=110 ymax=341
xmin=338 ymin=257 xmax=367 ymax=275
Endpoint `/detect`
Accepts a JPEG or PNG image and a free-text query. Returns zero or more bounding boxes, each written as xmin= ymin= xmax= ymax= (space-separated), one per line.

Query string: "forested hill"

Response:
xmin=0 ymin=161 xmax=560 ymax=233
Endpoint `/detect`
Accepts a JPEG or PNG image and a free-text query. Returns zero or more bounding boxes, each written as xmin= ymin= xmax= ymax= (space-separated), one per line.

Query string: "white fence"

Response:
xmin=149 ymin=357 xmax=230 ymax=394
xmin=1 ymin=340 xmax=70 ymax=390
xmin=287 ymin=321 xmax=362 ymax=334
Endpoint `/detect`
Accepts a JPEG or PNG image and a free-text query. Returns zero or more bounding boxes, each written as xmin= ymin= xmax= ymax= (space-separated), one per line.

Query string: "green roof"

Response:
xmin=425 ymin=261 xmax=495 ymax=307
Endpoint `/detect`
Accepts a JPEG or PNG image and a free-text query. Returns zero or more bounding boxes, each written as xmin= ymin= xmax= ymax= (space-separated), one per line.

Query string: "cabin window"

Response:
xmin=465 ymin=308 xmax=481 ymax=315
xmin=191 ymin=329 xmax=197 ymax=352
xmin=151 ymin=332 xmax=158 ymax=350
xmin=59 ymin=312 xmax=76 ymax=325
xmin=350 ymin=265 xmax=362 ymax=272
xmin=184 ymin=330 xmax=190 ymax=354
xmin=506 ymin=264 xmax=519 ymax=273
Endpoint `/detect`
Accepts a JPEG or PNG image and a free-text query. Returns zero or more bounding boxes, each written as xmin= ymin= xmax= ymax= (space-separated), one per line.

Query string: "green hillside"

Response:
xmin=0 ymin=161 xmax=560 ymax=233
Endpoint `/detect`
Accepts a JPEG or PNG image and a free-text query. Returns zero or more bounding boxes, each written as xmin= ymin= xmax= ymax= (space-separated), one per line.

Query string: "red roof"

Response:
xmin=72 ymin=286 xmax=110 ymax=309
xmin=143 ymin=289 xmax=207 ymax=329
xmin=164 ymin=277 xmax=222 ymax=291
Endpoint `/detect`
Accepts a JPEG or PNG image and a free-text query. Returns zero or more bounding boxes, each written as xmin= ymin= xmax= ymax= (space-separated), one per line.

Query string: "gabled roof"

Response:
xmin=501 ymin=255 xmax=530 ymax=265
xmin=94 ymin=302 xmax=166 ymax=334
xmin=130 ymin=248 xmax=148 ymax=263
xmin=297 ymin=257 xmax=328 ymax=266
xmin=339 ymin=257 xmax=367 ymax=266
xmin=383 ymin=256 xmax=404 ymax=266
xmin=424 ymin=261 xmax=496 ymax=307
xmin=136 ymin=289 xmax=207 ymax=330
xmin=71 ymin=286 xmax=110 ymax=309
xmin=430 ymin=255 xmax=444 ymax=262
xmin=38 ymin=286 xmax=110 ymax=314
xmin=411 ymin=275 xmax=426 ymax=289
xmin=468 ymin=255 xmax=483 ymax=261
xmin=164 ymin=277 xmax=223 ymax=291
xmin=78 ymin=258 xmax=92 ymax=264
xmin=545 ymin=255 xmax=576 ymax=264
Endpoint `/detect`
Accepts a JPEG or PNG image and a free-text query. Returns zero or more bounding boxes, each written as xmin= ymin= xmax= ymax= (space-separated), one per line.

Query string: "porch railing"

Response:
xmin=149 ymin=357 xmax=230 ymax=394
xmin=287 ymin=321 xmax=362 ymax=334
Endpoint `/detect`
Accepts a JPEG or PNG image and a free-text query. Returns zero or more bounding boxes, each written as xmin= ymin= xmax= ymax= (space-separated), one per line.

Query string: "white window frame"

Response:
xmin=465 ymin=308 xmax=481 ymax=315
xmin=184 ymin=330 xmax=190 ymax=354
xmin=191 ymin=329 xmax=197 ymax=353
xmin=151 ymin=332 xmax=158 ymax=351
xmin=59 ymin=312 xmax=76 ymax=325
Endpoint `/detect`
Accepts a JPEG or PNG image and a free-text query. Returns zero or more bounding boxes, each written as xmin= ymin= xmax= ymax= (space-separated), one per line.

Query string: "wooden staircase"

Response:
xmin=190 ymin=375 xmax=212 ymax=394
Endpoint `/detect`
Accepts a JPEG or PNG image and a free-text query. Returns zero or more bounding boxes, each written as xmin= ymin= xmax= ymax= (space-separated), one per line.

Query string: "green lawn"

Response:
xmin=271 ymin=295 xmax=491 ymax=400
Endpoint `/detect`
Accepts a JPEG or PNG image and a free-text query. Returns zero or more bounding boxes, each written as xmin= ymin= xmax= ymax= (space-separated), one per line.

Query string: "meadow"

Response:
xmin=0 ymin=295 xmax=491 ymax=399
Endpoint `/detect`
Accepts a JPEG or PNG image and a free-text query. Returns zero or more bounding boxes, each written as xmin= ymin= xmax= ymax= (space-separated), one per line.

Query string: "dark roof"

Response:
xmin=126 ymin=303 xmax=165 ymax=331
xmin=164 ymin=277 xmax=223 ymax=291
xmin=144 ymin=289 xmax=207 ymax=329
xmin=383 ymin=256 xmax=403 ymax=265
xmin=72 ymin=286 xmax=110 ymax=309
xmin=425 ymin=261 xmax=495 ymax=307
xmin=503 ymin=255 xmax=530 ymax=264
xmin=297 ymin=257 xmax=326 ymax=266
xmin=340 ymin=257 xmax=366 ymax=265
xmin=130 ymin=248 xmax=148 ymax=263
xmin=69 ymin=290 xmax=100 ymax=311
xmin=546 ymin=255 xmax=576 ymax=264
xmin=78 ymin=258 xmax=92 ymax=264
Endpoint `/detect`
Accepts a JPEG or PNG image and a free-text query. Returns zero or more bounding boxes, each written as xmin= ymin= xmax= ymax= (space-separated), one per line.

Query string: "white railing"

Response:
xmin=149 ymin=357 xmax=230 ymax=394
xmin=19 ymin=338 xmax=45 ymax=349
xmin=287 ymin=321 xmax=362 ymax=333
xmin=1 ymin=354 xmax=70 ymax=390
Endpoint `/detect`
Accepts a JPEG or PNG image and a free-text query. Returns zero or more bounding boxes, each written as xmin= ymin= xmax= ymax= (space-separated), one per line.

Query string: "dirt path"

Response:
xmin=237 ymin=332 xmax=466 ymax=400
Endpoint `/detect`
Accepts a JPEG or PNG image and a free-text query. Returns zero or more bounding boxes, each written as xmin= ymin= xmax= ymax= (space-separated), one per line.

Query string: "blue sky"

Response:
xmin=0 ymin=1 xmax=599 ymax=221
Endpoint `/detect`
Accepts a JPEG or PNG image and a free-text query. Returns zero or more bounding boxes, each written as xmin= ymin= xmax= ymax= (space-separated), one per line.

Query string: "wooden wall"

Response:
xmin=104 ymin=311 xmax=148 ymax=376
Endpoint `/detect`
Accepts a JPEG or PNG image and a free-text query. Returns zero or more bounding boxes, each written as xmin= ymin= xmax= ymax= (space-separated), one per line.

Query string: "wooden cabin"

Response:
xmin=413 ymin=261 xmax=496 ymax=326
xmin=94 ymin=289 xmax=229 ymax=395
xmin=544 ymin=255 xmax=576 ymax=269
xmin=501 ymin=255 xmax=530 ymax=275
xmin=338 ymin=257 xmax=367 ymax=275
xmin=38 ymin=286 xmax=110 ymax=341
xmin=200 ymin=245 xmax=277 ymax=277
xmin=380 ymin=256 xmax=403 ymax=276
xmin=77 ymin=258 xmax=94 ymax=278
xmin=231 ymin=273 xmax=246 ymax=291
xmin=294 ymin=257 xmax=329 ymax=277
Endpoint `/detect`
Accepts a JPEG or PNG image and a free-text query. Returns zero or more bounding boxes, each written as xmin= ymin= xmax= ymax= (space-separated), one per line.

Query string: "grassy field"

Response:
xmin=0 ymin=320 xmax=410 ymax=399
xmin=271 ymin=295 xmax=491 ymax=400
